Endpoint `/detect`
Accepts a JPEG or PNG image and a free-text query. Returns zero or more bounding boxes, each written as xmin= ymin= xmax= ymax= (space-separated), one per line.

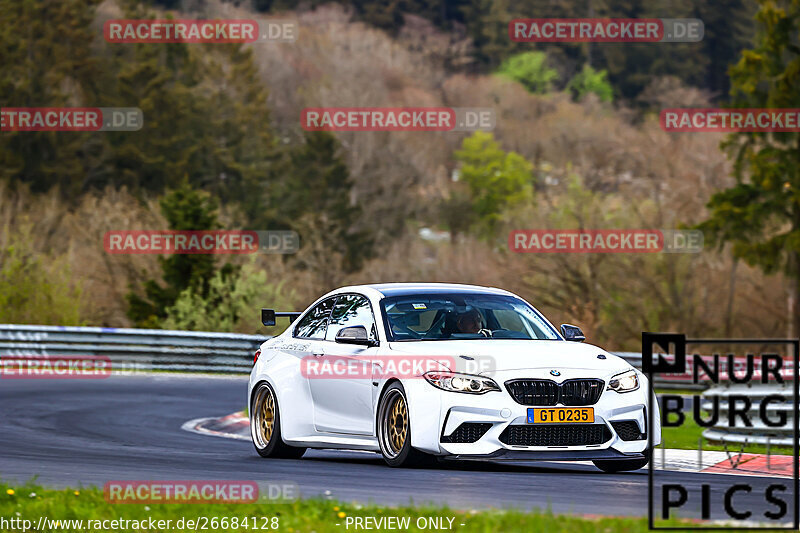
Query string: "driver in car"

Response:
xmin=455 ymin=308 xmax=483 ymax=334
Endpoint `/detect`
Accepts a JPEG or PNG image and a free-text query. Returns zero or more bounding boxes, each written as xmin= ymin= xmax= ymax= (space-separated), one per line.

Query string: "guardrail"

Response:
xmin=0 ymin=326 xmax=700 ymax=386
xmin=613 ymin=352 xmax=704 ymax=389
xmin=0 ymin=324 xmax=267 ymax=374
xmin=700 ymin=383 xmax=795 ymax=446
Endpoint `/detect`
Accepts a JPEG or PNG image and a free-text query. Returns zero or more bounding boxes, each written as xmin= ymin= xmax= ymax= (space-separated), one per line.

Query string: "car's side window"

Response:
xmin=325 ymin=294 xmax=378 ymax=342
xmin=294 ymin=298 xmax=335 ymax=340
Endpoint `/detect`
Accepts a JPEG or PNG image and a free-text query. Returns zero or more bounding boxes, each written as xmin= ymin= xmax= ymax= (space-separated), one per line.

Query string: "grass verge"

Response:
xmin=0 ymin=481 xmax=697 ymax=532
xmin=661 ymin=416 xmax=793 ymax=455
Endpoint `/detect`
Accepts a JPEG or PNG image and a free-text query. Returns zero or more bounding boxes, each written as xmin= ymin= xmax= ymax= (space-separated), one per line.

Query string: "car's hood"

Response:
xmin=387 ymin=339 xmax=631 ymax=374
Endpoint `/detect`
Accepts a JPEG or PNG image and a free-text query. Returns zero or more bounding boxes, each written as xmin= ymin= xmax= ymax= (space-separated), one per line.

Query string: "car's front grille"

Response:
xmin=499 ymin=424 xmax=612 ymax=447
xmin=505 ymin=380 xmax=559 ymax=406
xmin=559 ymin=379 xmax=605 ymax=406
xmin=505 ymin=379 xmax=605 ymax=406
xmin=440 ymin=422 xmax=493 ymax=443
xmin=611 ymin=420 xmax=646 ymax=441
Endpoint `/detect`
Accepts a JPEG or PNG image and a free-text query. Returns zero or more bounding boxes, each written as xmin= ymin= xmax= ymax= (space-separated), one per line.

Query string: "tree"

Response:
xmin=496 ymin=52 xmax=558 ymax=94
xmin=261 ymin=132 xmax=373 ymax=287
xmin=97 ymin=5 xmax=277 ymax=202
xmin=566 ymin=65 xmax=614 ymax=102
xmin=697 ymin=0 xmax=800 ymax=337
xmin=461 ymin=0 xmax=519 ymax=67
xmin=513 ymin=173 xmax=711 ymax=349
xmin=0 ymin=221 xmax=84 ymax=325
xmin=695 ymin=0 xmax=758 ymax=97
xmin=0 ymin=0 xmax=277 ymax=205
xmin=0 ymin=0 xmax=102 ymax=196
xmin=452 ymin=131 xmax=533 ymax=239
xmin=163 ymin=259 xmax=295 ymax=334
xmin=126 ymin=181 xmax=231 ymax=327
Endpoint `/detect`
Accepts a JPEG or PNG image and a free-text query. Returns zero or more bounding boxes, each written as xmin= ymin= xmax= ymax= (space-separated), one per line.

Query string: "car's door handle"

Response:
xmin=312 ymin=353 xmax=324 ymax=357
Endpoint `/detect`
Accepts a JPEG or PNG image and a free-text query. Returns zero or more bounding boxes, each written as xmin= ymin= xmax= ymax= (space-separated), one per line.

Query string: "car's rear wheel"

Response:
xmin=377 ymin=383 xmax=434 ymax=467
xmin=251 ymin=382 xmax=306 ymax=459
xmin=592 ymin=448 xmax=651 ymax=473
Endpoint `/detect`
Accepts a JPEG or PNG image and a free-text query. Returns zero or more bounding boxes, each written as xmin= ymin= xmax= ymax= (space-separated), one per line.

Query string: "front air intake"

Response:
xmin=499 ymin=424 xmax=612 ymax=446
xmin=440 ymin=422 xmax=493 ymax=443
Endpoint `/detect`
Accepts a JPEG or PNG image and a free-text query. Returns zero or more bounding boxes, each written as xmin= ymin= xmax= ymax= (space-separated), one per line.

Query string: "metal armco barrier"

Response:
xmin=614 ymin=352 xmax=704 ymax=389
xmin=700 ymin=383 xmax=796 ymax=446
xmin=0 ymin=324 xmax=267 ymax=374
xmin=0 ymin=325 xmax=700 ymax=384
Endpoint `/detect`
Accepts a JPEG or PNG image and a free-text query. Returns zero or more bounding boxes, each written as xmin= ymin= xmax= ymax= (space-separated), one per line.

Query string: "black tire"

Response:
xmin=376 ymin=382 xmax=435 ymax=467
xmin=250 ymin=382 xmax=306 ymax=459
xmin=592 ymin=448 xmax=651 ymax=473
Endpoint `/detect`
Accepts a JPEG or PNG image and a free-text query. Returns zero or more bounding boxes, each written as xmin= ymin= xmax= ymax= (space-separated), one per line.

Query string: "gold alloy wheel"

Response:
xmin=253 ymin=386 xmax=276 ymax=448
xmin=380 ymin=389 xmax=408 ymax=458
xmin=388 ymin=394 xmax=408 ymax=453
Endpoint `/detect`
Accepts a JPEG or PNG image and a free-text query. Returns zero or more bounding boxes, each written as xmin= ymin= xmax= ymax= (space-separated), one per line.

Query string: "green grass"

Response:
xmin=0 ymin=481 xmax=701 ymax=532
xmin=661 ymin=416 xmax=793 ymax=455
xmin=654 ymin=388 xmax=707 ymax=396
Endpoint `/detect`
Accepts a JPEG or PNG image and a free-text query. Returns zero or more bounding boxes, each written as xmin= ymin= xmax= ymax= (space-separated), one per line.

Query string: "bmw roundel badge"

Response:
xmin=550 ymin=370 xmax=560 ymax=376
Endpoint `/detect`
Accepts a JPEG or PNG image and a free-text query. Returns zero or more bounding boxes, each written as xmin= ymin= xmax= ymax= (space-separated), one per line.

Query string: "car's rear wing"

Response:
xmin=261 ymin=308 xmax=301 ymax=326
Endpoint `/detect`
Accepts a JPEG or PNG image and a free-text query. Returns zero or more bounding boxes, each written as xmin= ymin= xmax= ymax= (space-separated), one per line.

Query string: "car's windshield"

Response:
xmin=381 ymin=293 xmax=560 ymax=341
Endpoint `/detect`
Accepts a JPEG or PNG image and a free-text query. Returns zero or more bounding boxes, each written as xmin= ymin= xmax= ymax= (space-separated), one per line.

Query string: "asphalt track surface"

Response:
xmin=0 ymin=375 xmax=796 ymax=522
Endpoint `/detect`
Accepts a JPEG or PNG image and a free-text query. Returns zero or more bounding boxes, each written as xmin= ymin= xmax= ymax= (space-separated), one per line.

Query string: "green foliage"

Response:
xmin=0 ymin=480 xmax=695 ymax=532
xmin=345 ymin=0 xmax=467 ymax=31
xmin=99 ymin=15 xmax=277 ymax=200
xmin=697 ymin=0 xmax=800 ymax=316
xmin=263 ymin=132 xmax=373 ymax=276
xmin=453 ymin=132 xmax=533 ymax=239
xmin=126 ymin=181 xmax=230 ymax=328
xmin=662 ymin=414 xmax=793 ymax=454
xmin=496 ymin=52 xmax=558 ymax=94
xmin=566 ymin=65 xmax=614 ymax=102
xmin=0 ymin=223 xmax=83 ymax=325
xmin=164 ymin=259 xmax=295 ymax=334
xmin=324 ymin=0 xmax=756 ymax=102
xmin=0 ymin=0 xmax=102 ymax=196
xmin=460 ymin=0 xmax=520 ymax=67
xmin=513 ymin=173 xmax=713 ymax=349
xmin=0 ymin=0 xmax=277 ymax=202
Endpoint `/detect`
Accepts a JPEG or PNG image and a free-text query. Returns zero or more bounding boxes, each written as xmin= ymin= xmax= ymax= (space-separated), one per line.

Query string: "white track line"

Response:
xmin=181 ymin=416 xmax=250 ymax=441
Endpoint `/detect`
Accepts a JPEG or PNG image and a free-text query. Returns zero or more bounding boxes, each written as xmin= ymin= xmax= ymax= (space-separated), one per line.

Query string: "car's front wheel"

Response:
xmin=376 ymin=383 xmax=434 ymax=467
xmin=592 ymin=448 xmax=651 ymax=473
xmin=250 ymin=382 xmax=306 ymax=459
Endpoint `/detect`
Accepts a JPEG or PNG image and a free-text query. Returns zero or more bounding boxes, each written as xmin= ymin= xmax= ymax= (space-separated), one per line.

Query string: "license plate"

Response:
xmin=527 ymin=407 xmax=594 ymax=424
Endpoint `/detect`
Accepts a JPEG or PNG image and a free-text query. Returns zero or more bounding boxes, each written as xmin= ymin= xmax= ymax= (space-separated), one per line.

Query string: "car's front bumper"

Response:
xmin=403 ymin=369 xmax=661 ymax=459
xmin=440 ymin=448 xmax=648 ymax=462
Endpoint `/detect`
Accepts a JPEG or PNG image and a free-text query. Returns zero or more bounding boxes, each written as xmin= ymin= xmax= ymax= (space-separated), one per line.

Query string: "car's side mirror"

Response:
xmin=560 ymin=324 xmax=586 ymax=342
xmin=335 ymin=325 xmax=379 ymax=347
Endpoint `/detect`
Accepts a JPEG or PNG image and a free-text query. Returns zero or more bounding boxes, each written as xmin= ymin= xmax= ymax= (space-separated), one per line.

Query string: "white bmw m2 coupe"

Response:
xmin=248 ymin=283 xmax=660 ymax=471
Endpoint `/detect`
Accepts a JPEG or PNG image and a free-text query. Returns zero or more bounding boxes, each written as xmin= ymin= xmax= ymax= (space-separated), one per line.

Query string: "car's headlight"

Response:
xmin=423 ymin=371 xmax=500 ymax=394
xmin=607 ymin=369 xmax=639 ymax=393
